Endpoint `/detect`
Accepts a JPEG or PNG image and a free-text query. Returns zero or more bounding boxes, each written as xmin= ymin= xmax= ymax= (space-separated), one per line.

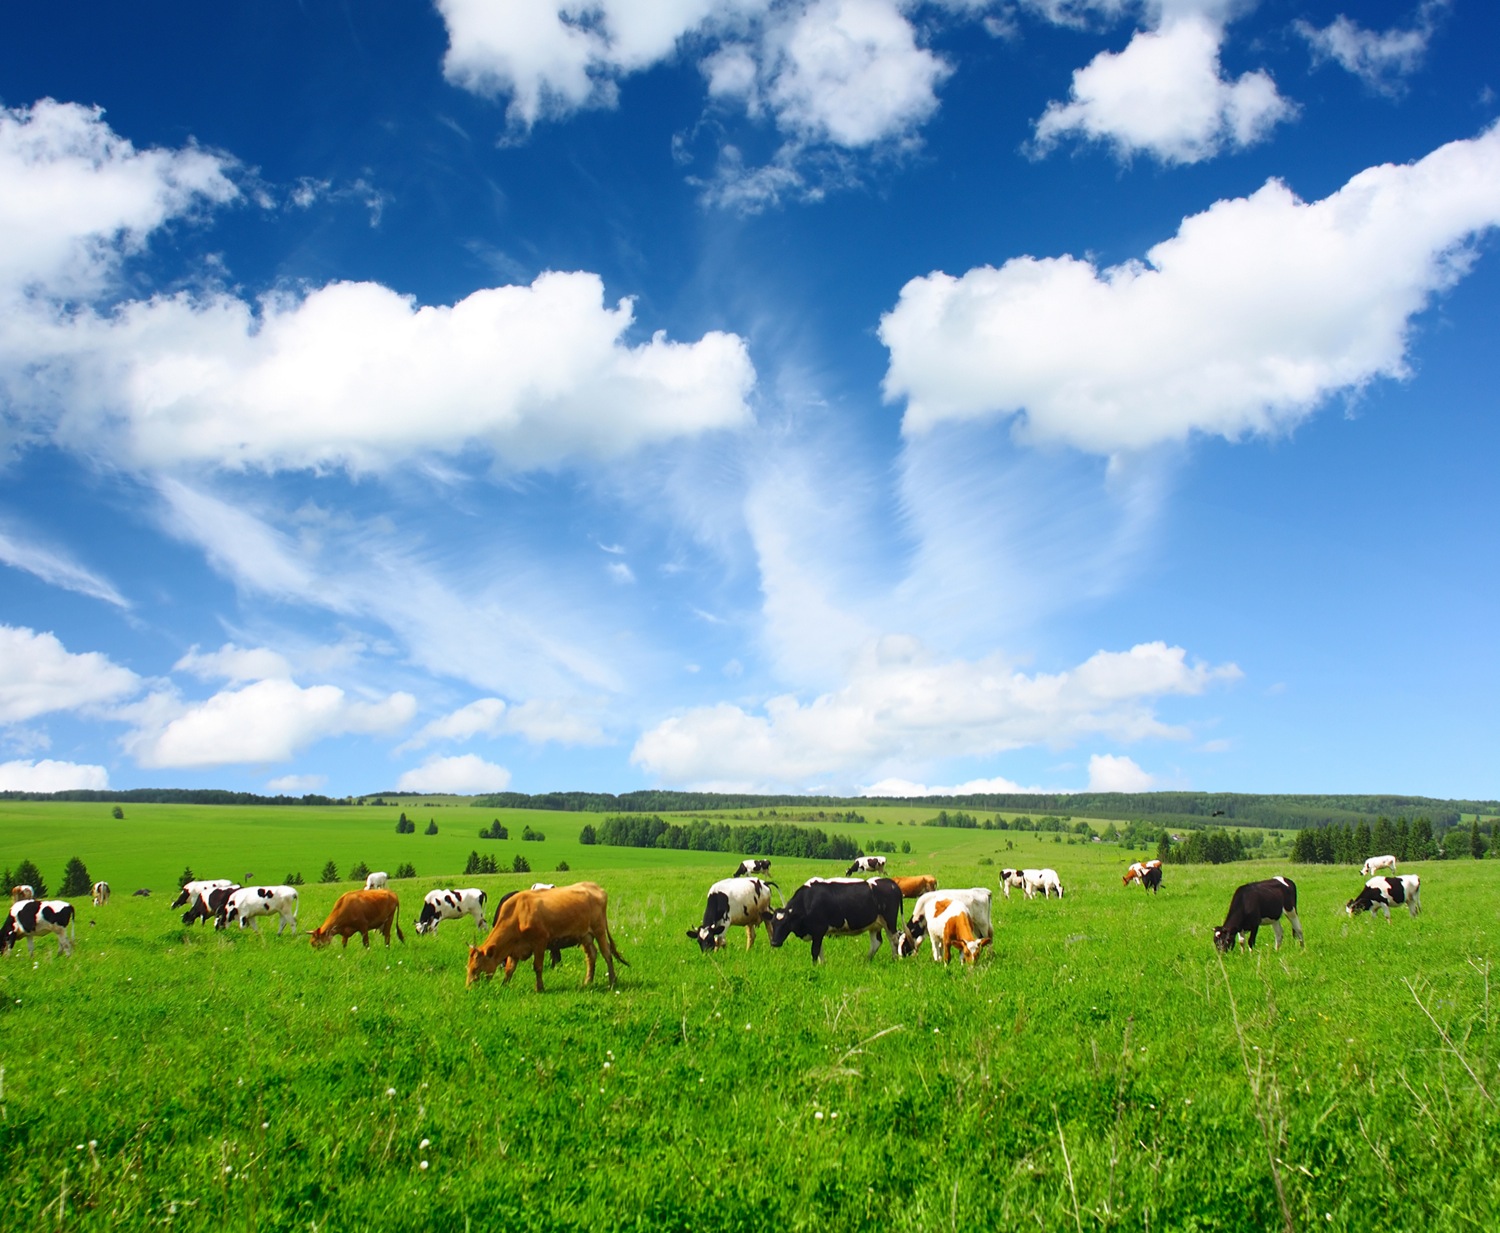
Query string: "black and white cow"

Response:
xmin=687 ymin=877 xmax=777 ymax=952
xmin=845 ymin=856 xmax=887 ymax=876
xmin=182 ymin=883 xmax=240 ymax=926
xmin=1000 ymin=868 xmax=1063 ymax=899
xmin=0 ymin=899 xmax=76 ymax=957
xmin=414 ymin=888 xmax=487 ymax=936
xmin=1346 ymin=875 xmax=1422 ymax=921
xmin=170 ymin=878 xmax=235 ymax=910
xmin=734 ymin=858 xmax=772 ymax=878
xmin=768 ymin=877 xmax=902 ymax=962
xmin=1140 ymin=865 xmax=1163 ymax=894
xmin=216 ymin=885 xmax=299 ymax=935
xmin=1213 ymin=877 xmax=1304 ymax=952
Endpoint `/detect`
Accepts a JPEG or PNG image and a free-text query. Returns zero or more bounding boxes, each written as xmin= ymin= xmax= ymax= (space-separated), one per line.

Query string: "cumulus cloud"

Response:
xmin=1032 ymin=12 xmax=1292 ymax=164
xmin=401 ymin=695 xmax=610 ymax=751
xmin=0 ymin=625 xmax=141 ymax=723
xmin=0 ymin=757 xmax=110 ymax=792
xmin=881 ymin=124 xmax=1500 ymax=453
xmin=395 ymin=752 xmax=512 ymax=794
xmin=174 ymin=643 xmax=294 ymax=684
xmin=1086 ymin=751 xmax=1155 ymax=791
xmin=121 ymin=678 xmax=416 ymax=768
xmin=632 ymin=636 xmax=1238 ymax=789
xmin=861 ymin=773 xmax=1043 ymax=796
xmin=266 ymin=773 xmax=328 ymax=793
xmin=0 ymin=525 xmax=129 ymax=608
xmin=1296 ymin=1 xmax=1448 ymax=95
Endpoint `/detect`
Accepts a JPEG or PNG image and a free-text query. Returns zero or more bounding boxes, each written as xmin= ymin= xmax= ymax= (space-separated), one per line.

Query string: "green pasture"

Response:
xmin=0 ymin=804 xmax=1496 ymax=1231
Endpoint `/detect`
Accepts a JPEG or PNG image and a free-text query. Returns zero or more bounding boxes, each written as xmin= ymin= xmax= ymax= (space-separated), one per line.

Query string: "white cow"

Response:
xmin=0 ymin=899 xmax=76 ymax=957
xmin=91 ymin=880 xmax=111 ymax=905
xmin=1347 ymin=875 xmax=1422 ymax=920
xmin=898 ymin=888 xmax=994 ymax=961
xmin=217 ymin=886 xmax=299 ymax=935
xmin=171 ymin=878 xmax=235 ymax=910
xmin=414 ymin=888 xmax=488 ymax=935
xmin=364 ymin=871 xmax=389 ymax=890
xmin=530 ymin=882 xmax=556 ymax=891
xmin=1000 ymin=868 xmax=1063 ymax=899
xmin=1361 ymin=854 xmax=1398 ymax=877
xmin=687 ymin=877 xmax=777 ymax=951
xmin=845 ymin=856 xmax=887 ymax=875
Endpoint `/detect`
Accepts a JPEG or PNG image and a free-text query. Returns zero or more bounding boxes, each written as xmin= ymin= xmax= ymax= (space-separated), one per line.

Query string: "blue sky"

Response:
xmin=1 ymin=0 xmax=1497 ymax=799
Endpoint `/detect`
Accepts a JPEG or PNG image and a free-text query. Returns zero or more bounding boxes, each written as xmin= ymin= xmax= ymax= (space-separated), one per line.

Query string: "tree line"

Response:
xmin=1291 ymin=815 xmax=1491 ymax=864
xmin=584 ymin=815 xmax=863 ymax=861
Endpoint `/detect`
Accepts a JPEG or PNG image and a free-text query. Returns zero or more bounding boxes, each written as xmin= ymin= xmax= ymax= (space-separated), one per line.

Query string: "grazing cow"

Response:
xmin=170 ymin=879 xmax=234 ymax=910
xmin=938 ymin=905 xmax=992 ymax=966
xmin=898 ymin=888 xmax=994 ymax=961
xmin=845 ymin=856 xmax=887 ymax=876
xmin=132 ymin=888 xmax=151 ymax=897
xmin=687 ymin=877 xmax=777 ymax=952
xmin=1346 ymin=875 xmax=1422 ymax=921
xmin=216 ymin=885 xmax=299 ymax=935
xmin=768 ymin=877 xmax=902 ymax=963
xmin=364 ymin=871 xmax=388 ymax=890
xmin=1213 ymin=877 xmax=1303 ymax=952
xmin=91 ymin=881 xmax=110 ymax=905
xmin=414 ymin=888 xmax=488 ymax=936
xmin=1123 ymin=860 xmax=1162 ymax=887
xmin=182 ymin=883 xmax=240 ymax=926
xmin=1000 ymin=868 xmax=1063 ymax=900
xmin=11 ymin=885 xmax=35 ymax=902
xmin=734 ymin=859 xmax=771 ymax=878
xmin=1140 ymin=865 xmax=1163 ymax=894
xmin=1361 ymin=854 xmax=1398 ymax=877
xmin=529 ymin=882 xmax=556 ymax=891
xmin=309 ymin=889 xmax=405 ymax=949
xmin=0 ymin=899 xmax=76 ymax=957
xmin=466 ymin=882 xmax=628 ymax=991
xmin=892 ymin=875 xmax=938 ymax=900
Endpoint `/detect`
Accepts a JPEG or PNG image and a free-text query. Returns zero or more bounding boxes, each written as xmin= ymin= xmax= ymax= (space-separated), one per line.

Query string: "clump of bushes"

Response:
xmin=511 ymin=854 xmax=531 ymax=874
xmin=479 ymin=820 xmax=508 ymax=840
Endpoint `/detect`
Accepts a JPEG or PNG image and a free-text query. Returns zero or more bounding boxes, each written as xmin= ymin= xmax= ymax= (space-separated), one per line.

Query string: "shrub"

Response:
xmin=521 ymin=825 xmax=545 ymax=842
xmin=479 ymin=819 xmax=509 ymax=840
xmin=900 ymin=841 xmax=911 ymax=854
xmin=480 ymin=854 xmax=498 ymax=874
xmin=579 ymin=824 xmax=596 ymax=845
xmin=111 ymin=805 xmax=124 ymax=820
xmin=396 ymin=816 xmax=416 ymax=834
xmin=14 ymin=859 xmax=48 ymax=897
xmin=177 ymin=866 xmax=196 ymax=888
xmin=349 ymin=860 xmax=371 ymax=882
xmin=425 ymin=819 xmax=438 ymax=836
xmin=284 ymin=872 xmax=305 ymax=886
xmin=555 ymin=860 xmax=570 ymax=872
xmin=512 ymin=854 xmax=531 ymax=874
xmin=320 ymin=860 xmax=340 ymax=883
xmin=60 ymin=856 xmax=92 ymax=897
xmin=395 ymin=862 xmax=416 ymax=879
xmin=465 ymin=850 xmax=481 ymax=875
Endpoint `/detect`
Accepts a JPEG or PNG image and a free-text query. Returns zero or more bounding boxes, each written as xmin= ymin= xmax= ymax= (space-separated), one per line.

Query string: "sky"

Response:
xmin=0 ymin=0 xmax=1497 ymax=800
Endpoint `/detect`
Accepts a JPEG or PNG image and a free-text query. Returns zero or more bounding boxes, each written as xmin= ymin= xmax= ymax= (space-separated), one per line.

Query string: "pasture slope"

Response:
xmin=0 ymin=803 xmax=1497 ymax=1231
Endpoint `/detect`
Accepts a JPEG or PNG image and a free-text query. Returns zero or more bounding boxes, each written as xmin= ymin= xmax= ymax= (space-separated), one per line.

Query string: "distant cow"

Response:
xmin=1123 ymin=860 xmax=1162 ymax=887
xmin=1361 ymin=854 xmax=1398 ymax=877
xmin=182 ymin=883 xmax=240 ymax=926
xmin=1346 ymin=875 xmax=1422 ymax=921
xmin=1000 ymin=868 xmax=1063 ymax=900
xmin=687 ymin=877 xmax=776 ymax=952
xmin=171 ymin=879 xmax=234 ymax=910
xmin=10 ymin=885 xmax=35 ymax=902
xmin=217 ymin=885 xmax=299 ymax=935
xmin=769 ymin=877 xmax=902 ymax=963
xmin=529 ymin=882 xmax=556 ymax=891
xmin=845 ymin=856 xmax=887 ymax=876
xmin=734 ymin=859 xmax=771 ymax=878
xmin=415 ymin=888 xmax=488 ymax=936
xmin=364 ymin=871 xmax=388 ymax=890
xmin=466 ymin=882 xmax=628 ymax=991
xmin=309 ymin=889 xmax=405 ymax=949
xmin=1214 ymin=877 xmax=1303 ymax=952
xmin=892 ymin=875 xmax=938 ymax=899
xmin=131 ymin=888 xmax=151 ymax=897
xmin=91 ymin=881 xmax=111 ymax=905
xmin=898 ymin=888 xmax=993 ymax=961
xmin=0 ymin=899 xmax=76 ymax=957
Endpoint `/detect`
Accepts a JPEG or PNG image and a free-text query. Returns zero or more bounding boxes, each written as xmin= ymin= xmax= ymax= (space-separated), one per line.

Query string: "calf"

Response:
xmin=938 ymin=906 xmax=992 ymax=966
xmin=734 ymin=858 xmax=772 ymax=878
xmin=1361 ymin=854 xmax=1398 ymax=877
xmin=0 ymin=899 xmax=76 ymax=957
xmin=687 ymin=877 xmax=776 ymax=952
xmin=1346 ymin=875 xmax=1422 ymax=921
xmin=217 ymin=885 xmax=299 ymax=935
xmin=898 ymin=888 xmax=993 ymax=961
xmin=892 ymin=875 xmax=938 ymax=899
xmin=364 ymin=871 xmax=388 ymax=890
xmin=171 ymin=879 xmax=234 ymax=910
xmin=1000 ymin=868 xmax=1063 ymax=900
xmin=11 ymin=885 xmax=35 ymax=902
xmin=768 ymin=877 xmax=902 ymax=963
xmin=845 ymin=856 xmax=887 ymax=876
xmin=414 ymin=888 xmax=488 ymax=935
xmin=1213 ymin=877 xmax=1303 ymax=952
xmin=182 ymin=883 xmax=240 ymax=926
xmin=309 ymin=889 xmax=405 ymax=949
xmin=466 ymin=882 xmax=628 ymax=991
xmin=91 ymin=881 xmax=111 ymax=906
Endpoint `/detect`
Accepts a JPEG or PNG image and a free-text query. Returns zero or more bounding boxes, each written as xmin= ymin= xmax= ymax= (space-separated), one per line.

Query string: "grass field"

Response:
xmin=0 ymin=804 xmax=1497 ymax=1231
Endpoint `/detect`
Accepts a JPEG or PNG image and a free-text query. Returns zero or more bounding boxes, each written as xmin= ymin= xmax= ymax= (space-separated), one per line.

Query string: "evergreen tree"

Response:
xmin=349 ymin=860 xmax=370 ymax=882
xmin=1471 ymin=820 xmax=1488 ymax=860
xmin=425 ymin=819 xmax=438 ymax=835
xmin=59 ymin=856 xmax=92 ymax=896
xmin=512 ymin=854 xmax=531 ymax=874
xmin=320 ymin=859 xmax=340 ymax=883
xmin=111 ymin=805 xmax=124 ymax=820
xmin=556 ymin=860 xmax=570 ymax=872
xmin=14 ymin=859 xmax=48 ymax=897
xmin=1410 ymin=816 xmax=1435 ymax=861
xmin=1156 ymin=831 xmax=1172 ymax=863
xmin=465 ymin=850 xmax=481 ymax=875
xmin=1371 ymin=815 xmax=1395 ymax=857
xmin=1353 ymin=820 xmax=1372 ymax=864
xmin=480 ymin=854 xmax=498 ymax=874
xmin=178 ymin=866 xmax=196 ymax=888
xmin=1292 ymin=828 xmax=1318 ymax=864
xmin=1333 ymin=824 xmax=1355 ymax=865
xmin=1394 ymin=817 xmax=1410 ymax=862
xmin=579 ymin=824 xmax=597 ymax=845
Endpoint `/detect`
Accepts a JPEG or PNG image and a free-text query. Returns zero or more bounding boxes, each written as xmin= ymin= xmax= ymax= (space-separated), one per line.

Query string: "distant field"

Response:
xmin=0 ymin=804 xmax=1495 ymax=1230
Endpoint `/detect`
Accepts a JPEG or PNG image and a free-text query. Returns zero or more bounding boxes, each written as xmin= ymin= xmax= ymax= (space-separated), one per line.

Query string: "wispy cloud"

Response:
xmin=0 ymin=525 xmax=129 ymax=608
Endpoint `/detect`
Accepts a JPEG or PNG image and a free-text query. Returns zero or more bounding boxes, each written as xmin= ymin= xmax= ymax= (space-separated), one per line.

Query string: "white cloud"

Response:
xmin=174 ymin=643 xmax=294 ymax=684
xmin=266 ymin=773 xmax=328 ymax=793
xmin=122 ymin=678 xmax=416 ymax=768
xmin=404 ymin=697 xmax=509 ymax=749
xmin=861 ymin=773 xmax=1042 ymax=796
xmin=0 ymin=625 xmax=141 ymax=723
xmin=501 ymin=697 xmax=610 ymax=745
xmin=1032 ymin=13 xmax=1292 ymax=164
xmin=1086 ymin=751 xmax=1155 ymax=791
xmin=395 ymin=752 xmax=512 ymax=794
xmin=1296 ymin=2 xmax=1448 ymax=95
xmin=606 ymin=560 xmax=636 ymax=584
xmin=0 ymin=99 xmax=236 ymax=304
xmin=881 ymin=124 xmax=1500 ymax=453
xmin=632 ymin=636 xmax=1238 ymax=788
xmin=0 ymin=525 xmax=129 ymax=607
xmin=0 ymin=758 xmax=110 ymax=792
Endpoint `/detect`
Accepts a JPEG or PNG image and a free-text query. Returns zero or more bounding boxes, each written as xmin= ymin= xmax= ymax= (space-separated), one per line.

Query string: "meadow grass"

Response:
xmin=0 ymin=806 xmax=1496 ymax=1230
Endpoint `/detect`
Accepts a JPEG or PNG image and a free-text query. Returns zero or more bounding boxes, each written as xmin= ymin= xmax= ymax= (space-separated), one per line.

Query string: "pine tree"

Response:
xmin=320 ymin=859 xmax=340 ymax=883
xmin=1353 ymin=820 xmax=1372 ymax=864
xmin=178 ymin=866 xmax=196 ymax=889
xmin=465 ymin=851 xmax=481 ymax=875
xmin=1156 ymin=831 xmax=1172 ymax=863
xmin=349 ymin=860 xmax=371 ymax=882
xmin=60 ymin=856 xmax=92 ymax=896
xmin=511 ymin=854 xmax=531 ymax=874
xmin=1371 ymin=815 xmax=1395 ymax=857
xmin=425 ymin=819 xmax=438 ymax=836
xmin=14 ymin=859 xmax=48 ymax=897
xmin=1410 ymin=816 xmax=1434 ymax=861
xmin=1471 ymin=820 xmax=1488 ymax=860
xmin=1394 ymin=817 xmax=1410 ymax=862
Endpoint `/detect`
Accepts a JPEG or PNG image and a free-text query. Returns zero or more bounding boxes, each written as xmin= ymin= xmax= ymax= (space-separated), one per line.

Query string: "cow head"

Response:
xmin=1212 ymin=925 xmax=1234 ymax=952
xmin=308 ymin=927 xmax=333 ymax=949
xmin=686 ymin=924 xmax=726 ymax=952
xmin=958 ymin=937 xmax=991 ymax=965
xmin=767 ymin=906 xmax=800 ymax=948
xmin=894 ymin=928 xmax=921 ymax=958
xmin=467 ymin=943 xmax=502 ymax=986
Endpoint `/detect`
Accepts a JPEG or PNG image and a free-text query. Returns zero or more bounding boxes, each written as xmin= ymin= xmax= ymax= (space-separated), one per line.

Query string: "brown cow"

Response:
xmin=11 ymin=885 xmax=35 ymax=902
xmin=308 ymin=889 xmax=405 ymax=949
xmin=891 ymin=875 xmax=937 ymax=899
xmin=466 ymin=882 xmax=628 ymax=991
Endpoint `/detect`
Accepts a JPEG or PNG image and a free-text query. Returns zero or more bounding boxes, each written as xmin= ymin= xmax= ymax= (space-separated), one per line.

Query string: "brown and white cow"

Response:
xmin=466 ymin=882 xmax=628 ymax=991
xmin=10 ymin=885 xmax=35 ymax=902
xmin=1123 ymin=859 xmax=1162 ymax=886
xmin=91 ymin=881 xmax=110 ymax=905
xmin=898 ymin=888 xmax=994 ymax=961
xmin=309 ymin=889 xmax=405 ymax=949
xmin=891 ymin=875 xmax=938 ymax=899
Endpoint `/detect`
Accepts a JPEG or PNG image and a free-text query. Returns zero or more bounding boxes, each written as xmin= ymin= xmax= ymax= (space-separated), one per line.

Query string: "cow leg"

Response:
xmin=1244 ymin=924 xmax=1258 ymax=951
xmin=581 ymin=936 xmax=598 ymax=985
xmin=533 ymin=946 xmax=547 ymax=993
xmin=549 ymin=945 xmax=563 ymax=968
xmin=1380 ymin=903 xmax=1392 ymax=922
xmin=341 ymin=932 xmax=351 ymax=948
xmin=503 ymin=957 xmax=518 ymax=985
xmin=809 ymin=932 xmax=825 ymax=963
xmin=865 ymin=928 xmax=882 ymax=960
xmin=744 ymin=922 xmax=756 ymax=950
xmin=1286 ymin=909 xmax=1304 ymax=947
xmin=1269 ymin=919 xmax=1284 ymax=950
xmin=361 ymin=928 xmax=372 ymax=948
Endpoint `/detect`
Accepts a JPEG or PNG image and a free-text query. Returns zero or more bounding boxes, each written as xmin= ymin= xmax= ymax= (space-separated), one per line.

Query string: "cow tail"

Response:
xmin=606 ymin=925 xmax=630 ymax=967
xmin=395 ymin=919 xmax=406 ymax=944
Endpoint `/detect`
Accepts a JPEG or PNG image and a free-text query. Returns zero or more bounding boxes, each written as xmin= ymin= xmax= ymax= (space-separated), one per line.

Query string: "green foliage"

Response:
xmin=1156 ymin=831 xmax=1173 ymax=863
xmin=14 ymin=858 xmax=47 ymax=897
xmin=511 ymin=853 xmax=531 ymax=874
xmin=924 ymin=810 xmax=980 ymax=829
xmin=396 ymin=816 xmax=416 ymax=834
xmin=178 ymin=866 xmax=195 ymax=888
xmin=555 ymin=860 xmax=570 ymax=872
xmin=424 ymin=819 xmax=438 ymax=836
xmin=521 ymin=824 xmax=546 ymax=842
xmin=596 ymin=815 xmax=860 ymax=861
xmin=111 ymin=805 xmax=124 ymax=820
xmin=394 ymin=862 xmax=416 ymax=879
xmin=59 ymin=855 xmax=92 ymax=896
xmin=901 ymin=840 xmax=911 ymax=854
xmin=479 ymin=819 xmax=509 ymax=840
xmin=1471 ymin=820 xmax=1488 ymax=860
xmin=579 ymin=824 xmax=596 ymax=845
xmin=480 ymin=854 xmax=497 ymax=874
xmin=284 ymin=872 xmax=305 ymax=886
xmin=349 ymin=860 xmax=371 ymax=882
xmin=319 ymin=859 xmax=340 ymax=883
xmin=465 ymin=850 xmax=481 ymax=875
